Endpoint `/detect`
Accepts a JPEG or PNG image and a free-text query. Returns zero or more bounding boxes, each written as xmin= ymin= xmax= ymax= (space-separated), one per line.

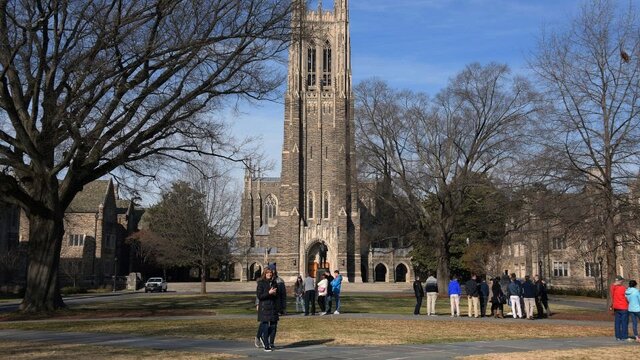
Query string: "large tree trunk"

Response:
xmin=436 ymin=239 xmax=450 ymax=296
xmin=20 ymin=212 xmax=65 ymax=312
xmin=200 ymin=266 xmax=207 ymax=294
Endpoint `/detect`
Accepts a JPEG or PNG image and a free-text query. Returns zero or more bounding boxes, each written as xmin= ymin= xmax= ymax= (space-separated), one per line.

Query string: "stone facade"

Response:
xmin=237 ymin=1 xmax=412 ymax=283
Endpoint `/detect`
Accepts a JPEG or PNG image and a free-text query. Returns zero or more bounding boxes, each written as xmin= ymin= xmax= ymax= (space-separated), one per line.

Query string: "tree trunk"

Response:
xmin=604 ymin=209 xmax=616 ymax=308
xmin=437 ymin=239 xmax=450 ymax=296
xmin=200 ymin=266 xmax=207 ymax=294
xmin=20 ymin=212 xmax=66 ymax=312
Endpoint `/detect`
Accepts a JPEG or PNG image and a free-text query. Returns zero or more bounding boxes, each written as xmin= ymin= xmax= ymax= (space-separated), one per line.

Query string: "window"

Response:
xmin=264 ymin=195 xmax=277 ymax=224
xmin=585 ymin=262 xmax=601 ymax=277
xmin=68 ymin=234 xmax=84 ymax=246
xmin=322 ymin=191 xmax=330 ymax=219
xmin=307 ymin=46 xmax=316 ymax=87
xmin=553 ymin=261 xmax=569 ymax=277
xmin=552 ymin=236 xmax=567 ymax=250
xmin=307 ymin=191 xmax=315 ymax=219
xmin=322 ymin=41 xmax=332 ymax=87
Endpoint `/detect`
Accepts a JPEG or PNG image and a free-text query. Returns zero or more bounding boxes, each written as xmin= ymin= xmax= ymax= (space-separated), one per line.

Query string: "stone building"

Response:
xmin=237 ymin=0 xmax=412 ymax=283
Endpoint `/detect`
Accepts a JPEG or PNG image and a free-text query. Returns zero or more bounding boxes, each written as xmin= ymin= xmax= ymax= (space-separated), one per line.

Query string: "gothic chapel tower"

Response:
xmin=240 ymin=0 xmax=361 ymax=282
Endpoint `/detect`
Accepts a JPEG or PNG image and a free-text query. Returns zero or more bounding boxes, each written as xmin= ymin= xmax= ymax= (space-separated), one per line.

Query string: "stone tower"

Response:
xmin=239 ymin=0 xmax=361 ymax=283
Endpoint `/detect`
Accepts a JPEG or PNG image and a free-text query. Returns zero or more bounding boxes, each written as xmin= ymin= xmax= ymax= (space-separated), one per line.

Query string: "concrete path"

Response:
xmin=0 ymin=328 xmax=632 ymax=359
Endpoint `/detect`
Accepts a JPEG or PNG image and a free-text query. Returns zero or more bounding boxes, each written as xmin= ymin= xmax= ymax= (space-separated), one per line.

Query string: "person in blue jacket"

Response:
xmin=448 ymin=275 xmax=462 ymax=317
xmin=625 ymin=279 xmax=640 ymax=342
xmin=331 ymin=270 xmax=343 ymax=314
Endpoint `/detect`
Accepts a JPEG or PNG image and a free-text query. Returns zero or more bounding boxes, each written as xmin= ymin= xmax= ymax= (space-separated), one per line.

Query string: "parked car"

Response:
xmin=144 ymin=277 xmax=167 ymax=293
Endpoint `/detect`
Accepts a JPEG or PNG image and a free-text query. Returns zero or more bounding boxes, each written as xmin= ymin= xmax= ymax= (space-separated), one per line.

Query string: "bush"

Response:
xmin=547 ymin=287 xmax=603 ymax=298
xmin=60 ymin=286 xmax=88 ymax=296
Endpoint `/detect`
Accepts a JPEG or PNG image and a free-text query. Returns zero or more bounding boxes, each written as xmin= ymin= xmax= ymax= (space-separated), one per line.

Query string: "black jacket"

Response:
xmin=413 ymin=280 xmax=425 ymax=298
xmin=479 ymin=282 xmax=490 ymax=297
xmin=257 ymin=279 xmax=280 ymax=322
xmin=535 ymin=280 xmax=548 ymax=301
xmin=491 ymin=281 xmax=504 ymax=302
xmin=465 ymin=279 xmax=479 ymax=297
xmin=326 ymin=274 xmax=334 ymax=296
xmin=522 ymin=280 xmax=537 ymax=298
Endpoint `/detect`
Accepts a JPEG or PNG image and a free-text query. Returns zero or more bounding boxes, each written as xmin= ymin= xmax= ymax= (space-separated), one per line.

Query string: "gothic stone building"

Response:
xmin=238 ymin=1 xmax=412 ymax=283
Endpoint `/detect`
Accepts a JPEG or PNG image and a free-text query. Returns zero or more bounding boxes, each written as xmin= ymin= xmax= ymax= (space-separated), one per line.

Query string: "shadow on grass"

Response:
xmin=282 ymin=339 xmax=334 ymax=348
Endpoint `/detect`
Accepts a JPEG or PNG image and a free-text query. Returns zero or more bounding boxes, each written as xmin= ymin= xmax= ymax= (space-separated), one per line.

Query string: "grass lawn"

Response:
xmin=0 ymin=317 xmax=613 ymax=346
xmin=0 ymin=340 xmax=239 ymax=360
xmin=459 ymin=345 xmax=639 ymax=360
xmin=0 ymin=293 xmax=601 ymax=321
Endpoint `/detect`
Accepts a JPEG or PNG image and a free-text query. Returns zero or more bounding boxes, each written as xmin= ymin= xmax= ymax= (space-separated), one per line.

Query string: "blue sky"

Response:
xmin=228 ymin=0 xmax=581 ymax=179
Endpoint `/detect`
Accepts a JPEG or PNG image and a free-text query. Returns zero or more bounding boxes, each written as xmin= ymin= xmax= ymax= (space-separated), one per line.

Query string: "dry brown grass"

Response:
xmin=459 ymin=345 xmax=638 ymax=360
xmin=0 ymin=340 xmax=240 ymax=360
xmin=0 ymin=317 xmax=613 ymax=345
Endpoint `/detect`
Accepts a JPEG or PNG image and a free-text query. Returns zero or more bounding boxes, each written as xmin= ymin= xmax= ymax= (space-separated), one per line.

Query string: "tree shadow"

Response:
xmin=282 ymin=339 xmax=334 ymax=348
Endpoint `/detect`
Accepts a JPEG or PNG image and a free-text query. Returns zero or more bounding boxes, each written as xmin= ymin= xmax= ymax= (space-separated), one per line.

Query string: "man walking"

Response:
xmin=413 ymin=275 xmax=425 ymax=315
xmin=610 ymin=275 xmax=629 ymax=341
xmin=465 ymin=274 xmax=480 ymax=318
xmin=479 ymin=277 xmax=490 ymax=317
xmin=425 ymin=273 xmax=438 ymax=316
xmin=449 ymin=275 xmax=461 ymax=317
xmin=331 ymin=270 xmax=343 ymax=314
xmin=507 ymin=273 xmax=522 ymax=319
xmin=303 ymin=273 xmax=316 ymax=316
xmin=522 ymin=275 xmax=536 ymax=320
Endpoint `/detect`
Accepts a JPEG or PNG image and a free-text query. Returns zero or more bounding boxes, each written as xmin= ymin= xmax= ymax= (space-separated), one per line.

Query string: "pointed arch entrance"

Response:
xmin=306 ymin=241 xmax=330 ymax=278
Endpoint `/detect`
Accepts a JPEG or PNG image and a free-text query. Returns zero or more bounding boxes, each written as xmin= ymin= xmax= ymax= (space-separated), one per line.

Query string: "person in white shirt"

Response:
xmin=317 ymin=273 xmax=329 ymax=315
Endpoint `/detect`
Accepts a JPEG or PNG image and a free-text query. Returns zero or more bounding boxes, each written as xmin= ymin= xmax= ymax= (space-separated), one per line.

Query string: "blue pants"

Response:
xmin=614 ymin=310 xmax=629 ymax=340
xmin=630 ymin=312 xmax=640 ymax=338
xmin=334 ymin=293 xmax=341 ymax=312
xmin=258 ymin=321 xmax=277 ymax=348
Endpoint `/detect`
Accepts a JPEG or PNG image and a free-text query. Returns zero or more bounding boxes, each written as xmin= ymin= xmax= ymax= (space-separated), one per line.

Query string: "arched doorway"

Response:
xmin=249 ymin=263 xmax=262 ymax=280
xmin=307 ymin=241 xmax=330 ymax=278
xmin=395 ymin=263 xmax=408 ymax=283
xmin=374 ymin=263 xmax=387 ymax=282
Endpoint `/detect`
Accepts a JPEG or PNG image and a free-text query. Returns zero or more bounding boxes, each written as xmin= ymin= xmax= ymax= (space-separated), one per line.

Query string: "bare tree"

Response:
xmin=531 ymin=0 xmax=640 ymax=291
xmin=0 ymin=0 xmax=293 ymax=311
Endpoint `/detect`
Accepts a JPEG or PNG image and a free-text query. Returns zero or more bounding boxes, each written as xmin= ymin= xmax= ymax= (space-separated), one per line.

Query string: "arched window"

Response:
xmin=323 ymin=191 xmax=330 ymax=219
xmin=307 ymin=46 xmax=316 ymax=87
xmin=322 ymin=41 xmax=332 ymax=87
xmin=264 ymin=195 xmax=277 ymax=224
xmin=308 ymin=191 xmax=315 ymax=219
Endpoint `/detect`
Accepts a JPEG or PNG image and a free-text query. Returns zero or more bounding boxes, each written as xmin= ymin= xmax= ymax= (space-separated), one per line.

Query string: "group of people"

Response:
xmin=413 ymin=271 xmax=551 ymax=319
xmin=254 ymin=264 xmax=343 ymax=352
xmin=294 ymin=270 xmax=343 ymax=316
xmin=609 ymin=275 xmax=640 ymax=342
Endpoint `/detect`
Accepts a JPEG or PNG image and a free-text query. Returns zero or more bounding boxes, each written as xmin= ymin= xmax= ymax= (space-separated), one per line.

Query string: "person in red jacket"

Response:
xmin=610 ymin=275 xmax=629 ymax=341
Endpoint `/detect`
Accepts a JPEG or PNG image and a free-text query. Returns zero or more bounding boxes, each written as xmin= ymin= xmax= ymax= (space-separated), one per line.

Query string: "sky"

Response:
xmin=226 ymin=0 xmax=581 ymax=181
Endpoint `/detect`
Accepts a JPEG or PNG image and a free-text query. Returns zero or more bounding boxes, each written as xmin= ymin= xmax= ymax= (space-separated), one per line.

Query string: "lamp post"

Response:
xmin=597 ymin=256 xmax=604 ymax=298
xmin=112 ymin=256 xmax=118 ymax=293
xmin=538 ymin=260 xmax=543 ymax=278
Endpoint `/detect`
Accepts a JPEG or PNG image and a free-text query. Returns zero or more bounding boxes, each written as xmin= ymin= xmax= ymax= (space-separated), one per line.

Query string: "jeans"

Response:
xmin=450 ymin=294 xmax=460 ymax=316
xmin=479 ymin=296 xmax=488 ymax=317
xmin=426 ymin=292 xmax=437 ymax=315
xmin=333 ymin=293 xmax=341 ymax=312
xmin=414 ymin=295 xmax=423 ymax=315
xmin=318 ymin=295 xmax=326 ymax=312
xmin=325 ymin=295 xmax=333 ymax=313
xmin=258 ymin=321 xmax=277 ymax=348
xmin=630 ymin=312 xmax=640 ymax=338
xmin=615 ymin=310 xmax=629 ymax=340
xmin=295 ymin=294 xmax=304 ymax=312
xmin=304 ymin=290 xmax=316 ymax=315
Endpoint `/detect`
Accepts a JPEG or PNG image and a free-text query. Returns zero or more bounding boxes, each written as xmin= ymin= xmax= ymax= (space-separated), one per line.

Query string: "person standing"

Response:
xmin=534 ymin=275 xmax=546 ymax=318
xmin=317 ymin=273 xmax=329 ymax=315
xmin=610 ymin=275 xmax=629 ymax=341
xmin=479 ymin=277 xmax=490 ymax=317
xmin=490 ymin=277 xmax=504 ymax=318
xmin=465 ymin=274 xmax=480 ymax=318
xmin=303 ymin=273 xmax=316 ymax=316
xmin=625 ymin=280 xmax=640 ymax=342
xmin=521 ymin=275 xmax=537 ymax=320
xmin=449 ymin=275 xmax=461 ymax=317
xmin=294 ymin=275 xmax=304 ymax=313
xmin=256 ymin=268 xmax=279 ymax=352
xmin=507 ymin=273 xmax=522 ymax=319
xmin=331 ymin=270 xmax=343 ymax=314
xmin=324 ymin=270 xmax=334 ymax=314
xmin=425 ymin=274 xmax=438 ymax=316
xmin=413 ymin=275 xmax=425 ymax=315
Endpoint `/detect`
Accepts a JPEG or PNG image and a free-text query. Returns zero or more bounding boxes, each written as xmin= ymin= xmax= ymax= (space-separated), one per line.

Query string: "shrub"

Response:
xmin=60 ymin=286 xmax=88 ymax=296
xmin=547 ymin=287 xmax=603 ymax=298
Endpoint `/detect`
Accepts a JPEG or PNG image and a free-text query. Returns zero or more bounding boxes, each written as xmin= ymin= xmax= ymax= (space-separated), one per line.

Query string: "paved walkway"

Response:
xmin=0 ymin=328 xmax=632 ymax=359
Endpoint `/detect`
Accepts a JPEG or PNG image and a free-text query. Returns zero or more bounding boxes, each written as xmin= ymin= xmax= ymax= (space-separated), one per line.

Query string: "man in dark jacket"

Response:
xmin=534 ymin=275 xmax=547 ymax=318
xmin=465 ymin=274 xmax=480 ymax=318
xmin=479 ymin=277 xmax=490 ymax=317
xmin=521 ymin=275 xmax=537 ymax=320
xmin=413 ymin=276 xmax=425 ymax=315
xmin=324 ymin=270 xmax=334 ymax=314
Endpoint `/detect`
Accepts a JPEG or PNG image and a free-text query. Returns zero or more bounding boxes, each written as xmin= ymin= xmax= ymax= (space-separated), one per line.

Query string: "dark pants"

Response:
xmin=479 ymin=296 xmax=488 ymax=317
xmin=614 ymin=310 xmax=629 ymax=340
xmin=630 ymin=311 xmax=640 ymax=338
xmin=325 ymin=294 xmax=333 ymax=313
xmin=318 ymin=295 xmax=326 ymax=312
xmin=535 ymin=297 xmax=545 ymax=318
xmin=258 ymin=321 xmax=277 ymax=348
xmin=304 ymin=290 xmax=316 ymax=315
xmin=414 ymin=296 xmax=423 ymax=315
xmin=491 ymin=301 xmax=503 ymax=315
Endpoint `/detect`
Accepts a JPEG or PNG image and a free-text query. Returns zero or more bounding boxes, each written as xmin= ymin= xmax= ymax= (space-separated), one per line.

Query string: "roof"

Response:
xmin=67 ymin=180 xmax=111 ymax=213
xmin=116 ymin=199 xmax=131 ymax=215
